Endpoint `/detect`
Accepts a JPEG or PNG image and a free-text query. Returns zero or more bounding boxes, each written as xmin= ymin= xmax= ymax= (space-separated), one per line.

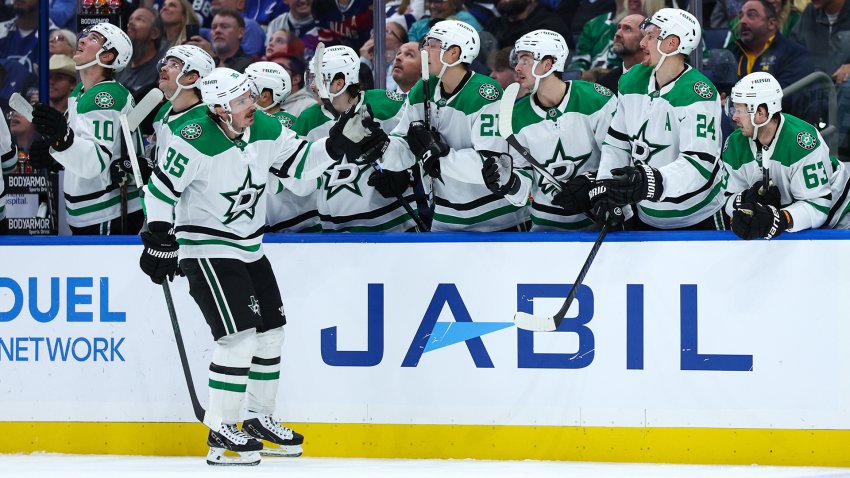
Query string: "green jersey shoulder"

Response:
xmin=72 ymin=80 xmax=133 ymax=114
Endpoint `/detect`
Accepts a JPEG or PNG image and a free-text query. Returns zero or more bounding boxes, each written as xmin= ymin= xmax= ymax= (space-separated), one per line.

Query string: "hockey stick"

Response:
xmin=421 ymin=50 xmax=432 ymax=131
xmin=514 ymin=223 xmax=610 ymax=332
xmin=9 ymin=92 xmax=33 ymax=121
xmin=498 ymin=83 xmax=561 ymax=190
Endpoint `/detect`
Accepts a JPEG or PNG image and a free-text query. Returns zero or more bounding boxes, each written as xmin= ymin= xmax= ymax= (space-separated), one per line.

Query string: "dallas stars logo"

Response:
xmin=386 ymin=90 xmax=404 ymax=102
xmin=323 ymin=162 xmax=368 ymax=199
xmin=479 ymin=84 xmax=499 ymax=101
xmin=277 ymin=115 xmax=293 ymax=129
xmin=594 ymin=83 xmax=613 ymax=97
xmin=538 ymin=139 xmax=591 ymax=195
xmin=248 ymin=296 xmax=261 ymax=316
xmin=693 ymin=81 xmax=714 ymax=99
xmin=94 ymin=92 xmax=114 ymax=109
xmin=797 ymin=132 xmax=817 ymax=150
xmin=181 ymin=123 xmax=202 ymax=140
xmin=220 ymin=169 xmax=266 ymax=224
xmin=630 ymin=120 xmax=669 ymax=163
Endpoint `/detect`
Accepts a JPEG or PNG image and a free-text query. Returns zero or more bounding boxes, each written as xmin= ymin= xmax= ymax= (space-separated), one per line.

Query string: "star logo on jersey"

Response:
xmin=276 ymin=115 xmax=293 ymax=129
xmin=797 ymin=132 xmax=817 ymax=150
xmin=248 ymin=296 xmax=261 ymax=316
xmin=479 ymin=84 xmax=500 ymax=101
xmin=693 ymin=81 xmax=714 ymax=99
xmin=323 ymin=162 xmax=367 ymax=199
xmin=94 ymin=92 xmax=115 ymax=109
xmin=594 ymin=83 xmax=613 ymax=97
xmin=220 ymin=169 xmax=266 ymax=224
xmin=630 ymin=120 xmax=669 ymax=164
xmin=386 ymin=90 xmax=404 ymax=102
xmin=538 ymin=139 xmax=591 ymax=195
xmin=180 ymin=123 xmax=203 ymax=140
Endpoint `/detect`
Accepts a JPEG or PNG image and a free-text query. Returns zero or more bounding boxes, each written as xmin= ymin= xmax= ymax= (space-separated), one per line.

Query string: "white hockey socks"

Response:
xmin=246 ymin=326 xmax=284 ymax=416
xmin=209 ymin=328 xmax=258 ymax=424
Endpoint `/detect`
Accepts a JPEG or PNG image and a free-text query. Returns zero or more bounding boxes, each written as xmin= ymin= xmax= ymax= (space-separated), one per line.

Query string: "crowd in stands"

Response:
xmin=1 ymin=0 xmax=850 ymax=233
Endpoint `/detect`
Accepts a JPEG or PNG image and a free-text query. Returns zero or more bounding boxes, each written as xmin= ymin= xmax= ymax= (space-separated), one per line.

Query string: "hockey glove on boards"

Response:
xmin=589 ymin=181 xmax=625 ymax=227
xmin=481 ymin=152 xmax=520 ymax=196
xmin=326 ymin=106 xmax=364 ymax=162
xmin=731 ymin=202 xmax=791 ymax=240
xmin=736 ymin=180 xmax=781 ymax=210
xmin=367 ymin=169 xmax=413 ymax=198
xmin=607 ymin=163 xmax=664 ymax=205
xmin=32 ymin=103 xmax=73 ymax=151
xmin=28 ymin=139 xmax=58 ymax=170
xmin=406 ymin=121 xmax=449 ymax=180
xmin=552 ymin=172 xmax=594 ymax=215
xmin=139 ymin=221 xmax=180 ymax=284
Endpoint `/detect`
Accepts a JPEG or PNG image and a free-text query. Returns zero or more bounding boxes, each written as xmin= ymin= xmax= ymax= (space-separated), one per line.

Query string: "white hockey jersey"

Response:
xmin=599 ymin=64 xmax=727 ymax=229
xmin=144 ymin=110 xmax=332 ymax=262
xmin=0 ymin=106 xmax=16 ymax=222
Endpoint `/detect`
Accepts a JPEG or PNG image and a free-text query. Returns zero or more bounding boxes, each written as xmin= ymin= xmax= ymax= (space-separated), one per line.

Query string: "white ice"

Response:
xmin=1 ymin=454 xmax=849 ymax=478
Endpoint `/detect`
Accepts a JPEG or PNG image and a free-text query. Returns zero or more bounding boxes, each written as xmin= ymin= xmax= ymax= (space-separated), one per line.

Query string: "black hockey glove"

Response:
xmin=607 ymin=163 xmax=664 ymax=205
xmin=367 ymin=169 xmax=412 ymax=198
xmin=481 ymin=152 xmax=520 ymax=196
xmin=736 ymin=180 xmax=781 ymax=210
xmin=552 ymin=172 xmax=595 ymax=215
xmin=589 ymin=181 xmax=625 ymax=227
xmin=406 ymin=121 xmax=448 ymax=179
xmin=32 ymin=103 xmax=73 ymax=151
xmin=139 ymin=221 xmax=179 ymax=284
xmin=28 ymin=139 xmax=57 ymax=170
xmin=326 ymin=106 xmax=363 ymax=162
xmin=731 ymin=202 xmax=791 ymax=240
xmin=357 ymin=107 xmax=391 ymax=165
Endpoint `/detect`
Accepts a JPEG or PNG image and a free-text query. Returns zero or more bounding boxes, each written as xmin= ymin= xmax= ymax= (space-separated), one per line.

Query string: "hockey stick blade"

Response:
xmin=314 ymin=43 xmax=340 ymax=120
xmin=127 ymin=88 xmax=164 ymax=131
xmin=513 ymin=224 xmax=610 ymax=331
xmin=9 ymin=92 xmax=33 ymax=122
xmin=498 ymin=83 xmax=561 ymax=190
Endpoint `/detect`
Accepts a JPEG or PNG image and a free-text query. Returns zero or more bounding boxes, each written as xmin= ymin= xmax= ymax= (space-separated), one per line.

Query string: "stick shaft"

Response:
xmin=552 ymin=224 xmax=609 ymax=328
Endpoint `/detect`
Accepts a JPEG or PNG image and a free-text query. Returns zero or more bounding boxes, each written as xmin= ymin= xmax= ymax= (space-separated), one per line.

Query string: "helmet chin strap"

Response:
xmin=437 ymin=48 xmax=462 ymax=79
xmin=529 ymin=60 xmax=554 ymax=95
xmin=166 ymin=72 xmax=188 ymax=102
xmin=652 ymin=39 xmax=675 ymax=76
xmin=75 ymin=49 xmax=115 ymax=71
xmin=749 ymin=109 xmax=771 ymax=140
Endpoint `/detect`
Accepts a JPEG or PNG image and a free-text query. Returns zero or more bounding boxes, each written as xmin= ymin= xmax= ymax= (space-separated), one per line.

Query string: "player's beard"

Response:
xmin=497 ymin=0 xmax=531 ymax=16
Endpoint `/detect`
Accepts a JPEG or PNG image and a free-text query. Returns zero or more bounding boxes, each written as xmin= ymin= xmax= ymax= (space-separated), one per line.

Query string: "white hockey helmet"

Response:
xmin=727 ymin=72 xmax=783 ymax=136
xmin=314 ymin=45 xmax=360 ymax=100
xmin=512 ymin=29 xmax=570 ymax=94
xmin=643 ymin=8 xmax=701 ymax=56
xmin=160 ymin=45 xmax=215 ymax=101
xmin=246 ymin=61 xmax=292 ymax=109
xmin=426 ymin=20 xmax=480 ymax=77
xmin=76 ymin=22 xmax=133 ymax=72
xmin=200 ymin=68 xmax=257 ymax=113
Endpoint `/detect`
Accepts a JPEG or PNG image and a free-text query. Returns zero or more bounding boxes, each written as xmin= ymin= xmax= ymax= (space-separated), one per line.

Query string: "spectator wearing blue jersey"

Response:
xmin=267 ymin=0 xmax=318 ymax=42
xmin=0 ymin=0 xmax=55 ymax=76
xmin=245 ymin=0 xmax=288 ymax=25
xmin=312 ymin=0 xmax=374 ymax=50
xmin=409 ymin=0 xmax=483 ymax=42
xmin=48 ymin=0 xmax=76 ymax=31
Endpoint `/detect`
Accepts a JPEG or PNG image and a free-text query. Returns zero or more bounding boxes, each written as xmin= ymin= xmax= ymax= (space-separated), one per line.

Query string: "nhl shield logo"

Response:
xmin=797 ymin=132 xmax=817 ymax=150
xmin=386 ymin=90 xmax=404 ymax=102
xmin=693 ymin=81 xmax=714 ymax=99
xmin=479 ymin=84 xmax=499 ymax=101
xmin=594 ymin=83 xmax=613 ymax=97
xmin=94 ymin=92 xmax=115 ymax=109
xmin=181 ymin=123 xmax=203 ymax=140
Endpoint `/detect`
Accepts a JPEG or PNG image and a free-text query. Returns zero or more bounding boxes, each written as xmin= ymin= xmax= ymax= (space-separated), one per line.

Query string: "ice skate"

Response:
xmin=206 ymin=423 xmax=263 ymax=466
xmin=242 ymin=415 xmax=304 ymax=457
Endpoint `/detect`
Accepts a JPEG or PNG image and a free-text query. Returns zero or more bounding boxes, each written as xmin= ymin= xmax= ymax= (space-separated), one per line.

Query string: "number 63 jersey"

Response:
xmin=599 ymin=64 xmax=727 ymax=229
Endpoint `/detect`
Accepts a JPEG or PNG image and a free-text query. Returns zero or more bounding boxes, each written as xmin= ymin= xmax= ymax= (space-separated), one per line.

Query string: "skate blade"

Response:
xmin=259 ymin=444 xmax=303 ymax=457
xmin=206 ymin=447 xmax=261 ymax=466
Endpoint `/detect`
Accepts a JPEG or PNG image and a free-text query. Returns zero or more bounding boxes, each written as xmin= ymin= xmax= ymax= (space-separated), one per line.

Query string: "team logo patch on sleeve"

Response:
xmin=479 ymin=84 xmax=500 ymax=101
xmin=386 ymin=90 xmax=404 ymax=102
xmin=594 ymin=84 xmax=613 ymax=97
xmin=180 ymin=123 xmax=203 ymax=140
xmin=797 ymin=131 xmax=817 ymax=150
xmin=693 ymin=81 xmax=714 ymax=99
xmin=94 ymin=92 xmax=115 ymax=109
xmin=278 ymin=116 xmax=293 ymax=129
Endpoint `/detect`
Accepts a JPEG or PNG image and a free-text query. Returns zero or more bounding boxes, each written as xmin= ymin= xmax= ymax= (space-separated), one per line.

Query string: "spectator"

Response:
xmin=485 ymin=0 xmax=572 ymax=50
xmin=158 ymin=0 xmax=200 ymax=50
xmin=0 ymin=0 xmax=54 ymax=75
xmin=409 ymin=0 xmax=483 ymax=42
xmin=245 ymin=0 xmax=288 ymax=26
xmin=265 ymin=29 xmax=306 ymax=61
xmin=360 ymin=19 xmax=408 ymax=91
xmin=266 ymin=0 xmax=319 ymax=41
xmin=147 ymin=0 xmax=213 ymax=28
xmin=9 ymin=101 xmax=38 ymax=155
xmin=187 ymin=9 xmax=254 ymax=71
xmin=117 ymin=8 xmax=167 ymax=94
xmin=391 ymin=41 xmax=422 ymax=94
xmin=569 ymin=0 xmax=645 ymax=72
xmin=595 ymin=13 xmax=646 ymax=93
xmin=48 ymin=54 xmax=76 ymax=113
xmin=48 ymin=29 xmax=76 ymax=57
xmin=48 ymin=0 xmax=75 ymax=31
xmin=557 ymin=0 xmax=617 ymax=33
xmin=200 ymin=0 xmax=267 ymax=57
xmin=791 ymin=0 xmax=850 ymax=78
xmin=488 ymin=47 xmax=515 ymax=89
xmin=726 ymin=0 xmax=801 ymax=41
xmin=311 ymin=0 xmax=375 ymax=51
xmin=711 ymin=0 xmax=747 ymax=28
xmin=277 ymin=54 xmax=317 ymax=115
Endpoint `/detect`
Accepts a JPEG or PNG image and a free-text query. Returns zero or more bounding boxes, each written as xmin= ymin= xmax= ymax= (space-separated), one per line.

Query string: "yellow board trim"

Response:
xmin=4 ymin=422 xmax=850 ymax=466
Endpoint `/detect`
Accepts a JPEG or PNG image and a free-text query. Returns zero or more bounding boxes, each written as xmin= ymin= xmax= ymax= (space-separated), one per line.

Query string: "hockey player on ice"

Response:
xmin=246 ymin=61 xmax=322 ymax=233
xmin=480 ymin=29 xmax=619 ymax=231
xmin=30 ymin=23 xmax=145 ymax=235
xmin=722 ymin=71 xmax=850 ymax=239
xmin=292 ymin=45 xmax=419 ymax=232
xmin=590 ymin=9 xmax=729 ymax=230
xmin=138 ymin=67 xmax=358 ymax=465
xmin=380 ymin=20 xmax=529 ymax=232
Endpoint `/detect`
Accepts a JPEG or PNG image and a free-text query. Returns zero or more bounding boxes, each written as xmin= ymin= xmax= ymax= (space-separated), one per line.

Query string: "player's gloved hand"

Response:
xmin=32 ymin=103 xmax=74 ymax=151
xmin=607 ymin=163 xmax=664 ymax=205
xmin=481 ymin=152 xmax=520 ymax=195
xmin=552 ymin=172 xmax=595 ymax=214
xmin=406 ymin=121 xmax=448 ymax=179
xmin=367 ymin=169 xmax=412 ymax=198
xmin=28 ymin=139 xmax=56 ymax=170
xmin=736 ymin=180 xmax=781 ymax=210
xmin=357 ymin=106 xmax=391 ymax=165
xmin=589 ymin=181 xmax=625 ymax=227
xmin=139 ymin=221 xmax=180 ymax=284
xmin=326 ymin=106 xmax=364 ymax=162
xmin=731 ymin=202 xmax=791 ymax=240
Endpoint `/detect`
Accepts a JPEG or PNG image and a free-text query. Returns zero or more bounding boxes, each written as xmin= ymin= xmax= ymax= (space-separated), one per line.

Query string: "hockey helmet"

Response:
xmin=76 ymin=22 xmax=133 ymax=72
xmin=159 ymin=45 xmax=215 ymax=101
xmin=425 ymin=20 xmax=480 ymax=77
xmin=512 ymin=29 xmax=570 ymax=94
xmin=246 ymin=61 xmax=292 ymax=109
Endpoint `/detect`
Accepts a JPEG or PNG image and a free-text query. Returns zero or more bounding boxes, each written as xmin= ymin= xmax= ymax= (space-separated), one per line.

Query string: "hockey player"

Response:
xmin=722 ymin=72 xmax=850 ymax=239
xmin=138 ymin=68 xmax=354 ymax=465
xmin=0 ymin=106 xmax=16 ymax=234
xmin=246 ymin=61 xmax=321 ymax=233
xmin=480 ymin=29 xmax=619 ymax=231
xmin=31 ymin=23 xmax=145 ymax=235
xmin=590 ymin=9 xmax=728 ymax=230
xmin=293 ymin=45 xmax=418 ymax=232
xmin=381 ymin=20 xmax=527 ymax=231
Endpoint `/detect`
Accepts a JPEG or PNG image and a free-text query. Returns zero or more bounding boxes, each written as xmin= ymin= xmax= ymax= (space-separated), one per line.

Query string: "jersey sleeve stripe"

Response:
xmin=661 ymin=162 xmax=721 ymax=204
xmin=148 ymin=180 xmax=178 ymax=206
xmin=175 ymin=224 xmax=265 ymax=241
xmin=293 ymin=141 xmax=312 ymax=179
xmin=607 ymin=127 xmax=630 ymax=142
xmin=153 ymin=167 xmax=181 ymax=198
